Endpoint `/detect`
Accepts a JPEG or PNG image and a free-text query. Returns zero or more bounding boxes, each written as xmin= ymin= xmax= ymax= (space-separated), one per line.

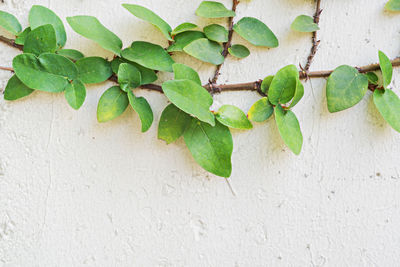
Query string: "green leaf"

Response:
xmin=260 ymin=75 xmax=274 ymax=94
xmin=158 ymin=103 xmax=192 ymax=144
xmin=385 ymin=0 xmax=400 ymax=11
xmin=65 ymin=79 xmax=86 ymax=110
xmin=373 ymin=89 xmax=400 ymax=133
xmin=15 ymin=27 xmax=31 ymax=45
xmin=379 ymin=50 xmax=393 ymax=88
xmin=274 ymin=105 xmax=303 ymax=155
xmin=122 ymin=41 xmax=174 ymax=72
xmin=75 ymin=57 xmax=112 ymax=84
xmin=67 ymin=16 xmax=122 ymax=55
xmin=247 ymin=97 xmax=274 ymax=122
xmin=366 ymin=72 xmax=378 ymax=85
xmin=111 ymin=57 xmax=157 ymax=85
xmin=268 ymin=65 xmax=299 ymax=105
xmin=326 ymin=65 xmax=368 ymax=113
xmin=173 ymin=63 xmax=201 ymax=85
xmin=233 ymin=17 xmax=278 ymax=48
xmin=184 ymin=119 xmax=233 ymax=178
xmin=228 ymin=44 xmax=250 ymax=59
xmin=291 ymin=15 xmax=319 ymax=33
xmin=183 ymin=38 xmax=224 ymax=65
xmin=167 ymin=31 xmax=205 ymax=52
xmin=127 ymin=90 xmax=153 ymax=132
xmin=97 ymin=86 xmax=129 ymax=123
xmin=118 ymin=63 xmax=141 ymax=91
xmin=289 ymin=80 xmax=304 ymax=108
xmin=171 ymin=22 xmax=197 ymax=36
xmin=13 ymin=53 xmax=78 ymax=92
xmin=162 ymin=79 xmax=215 ymax=126
xmin=23 ymin=24 xmax=57 ymax=56
xmin=4 ymin=75 xmax=34 ymax=101
xmin=57 ymin=49 xmax=84 ymax=61
xmin=215 ymin=105 xmax=253 ymax=129
xmin=122 ymin=4 xmax=172 ymax=41
xmin=29 ymin=5 xmax=66 ymax=47
xmin=0 ymin=10 xmax=22 ymax=35
xmin=196 ymin=1 xmax=236 ymax=18
xmin=204 ymin=24 xmax=228 ymax=43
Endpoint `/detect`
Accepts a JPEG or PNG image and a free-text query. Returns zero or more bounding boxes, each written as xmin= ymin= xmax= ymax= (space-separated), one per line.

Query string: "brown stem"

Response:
xmin=0 ymin=66 xmax=14 ymax=72
xmin=0 ymin=35 xmax=23 ymax=51
xmin=211 ymin=0 xmax=239 ymax=84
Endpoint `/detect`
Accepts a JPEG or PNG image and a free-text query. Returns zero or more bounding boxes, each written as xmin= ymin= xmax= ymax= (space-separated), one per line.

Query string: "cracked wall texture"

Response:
xmin=1 ymin=0 xmax=400 ymax=266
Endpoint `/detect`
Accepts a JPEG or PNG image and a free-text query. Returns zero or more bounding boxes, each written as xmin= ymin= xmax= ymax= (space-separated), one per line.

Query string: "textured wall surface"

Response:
xmin=1 ymin=0 xmax=400 ymax=266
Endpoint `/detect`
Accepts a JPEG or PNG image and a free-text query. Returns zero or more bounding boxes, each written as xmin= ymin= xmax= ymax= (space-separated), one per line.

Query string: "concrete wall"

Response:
xmin=1 ymin=0 xmax=400 ymax=266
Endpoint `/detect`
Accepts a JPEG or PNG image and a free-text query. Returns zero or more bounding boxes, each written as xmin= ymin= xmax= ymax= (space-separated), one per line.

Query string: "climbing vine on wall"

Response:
xmin=1 ymin=1 xmax=400 ymax=178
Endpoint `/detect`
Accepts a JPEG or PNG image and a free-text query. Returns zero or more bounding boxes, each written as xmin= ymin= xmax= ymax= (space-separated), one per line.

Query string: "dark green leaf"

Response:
xmin=171 ymin=22 xmax=197 ymax=36
xmin=204 ymin=24 xmax=228 ymax=43
xmin=97 ymin=86 xmax=129 ymax=122
xmin=268 ymin=65 xmax=299 ymax=105
xmin=247 ymin=97 xmax=274 ymax=122
xmin=260 ymin=75 xmax=274 ymax=94
xmin=326 ymin=65 xmax=368 ymax=113
xmin=228 ymin=44 xmax=250 ymax=59
xmin=173 ymin=63 xmax=201 ymax=85
xmin=111 ymin=57 xmax=157 ymax=85
xmin=29 ymin=5 xmax=66 ymax=47
xmin=162 ymin=79 xmax=215 ymax=126
xmin=76 ymin=57 xmax=112 ymax=84
xmin=291 ymin=15 xmax=319 ymax=33
xmin=57 ymin=49 xmax=84 ymax=61
xmin=167 ymin=31 xmax=205 ymax=52
xmin=275 ymin=105 xmax=303 ymax=155
xmin=373 ymin=89 xmax=400 ymax=133
xmin=15 ymin=27 xmax=31 ymax=45
xmin=183 ymin=38 xmax=224 ymax=65
xmin=122 ymin=4 xmax=172 ymax=41
xmin=379 ymin=50 xmax=393 ymax=88
xmin=67 ymin=16 xmax=122 ymax=55
xmin=233 ymin=17 xmax=278 ymax=47
xmin=0 ymin=10 xmax=22 ymax=35
xmin=4 ymin=75 xmax=34 ymax=101
xmin=216 ymin=105 xmax=253 ymax=129
xmin=23 ymin=24 xmax=57 ymax=56
xmin=127 ymin=90 xmax=153 ymax=132
xmin=366 ymin=72 xmax=378 ymax=85
xmin=118 ymin=63 xmax=141 ymax=91
xmin=158 ymin=103 xmax=192 ymax=144
xmin=65 ymin=79 xmax=86 ymax=110
xmin=196 ymin=1 xmax=236 ymax=18
xmin=13 ymin=53 xmax=77 ymax=92
xmin=122 ymin=41 xmax=174 ymax=72
xmin=385 ymin=0 xmax=400 ymax=11
xmin=289 ymin=80 xmax=304 ymax=108
xmin=184 ymin=119 xmax=233 ymax=178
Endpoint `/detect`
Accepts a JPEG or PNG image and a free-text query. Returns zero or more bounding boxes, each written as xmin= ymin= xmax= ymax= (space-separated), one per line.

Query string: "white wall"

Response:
xmin=1 ymin=0 xmax=400 ymax=266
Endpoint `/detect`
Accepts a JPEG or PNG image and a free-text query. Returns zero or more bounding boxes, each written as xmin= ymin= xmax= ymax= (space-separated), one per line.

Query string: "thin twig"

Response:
xmin=210 ymin=0 xmax=239 ymax=85
xmin=0 ymin=35 xmax=23 ymax=51
xmin=0 ymin=66 xmax=14 ymax=72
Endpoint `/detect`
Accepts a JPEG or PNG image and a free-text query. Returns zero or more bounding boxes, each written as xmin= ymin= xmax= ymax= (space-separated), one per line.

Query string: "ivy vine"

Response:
xmin=1 ymin=1 xmax=400 ymax=178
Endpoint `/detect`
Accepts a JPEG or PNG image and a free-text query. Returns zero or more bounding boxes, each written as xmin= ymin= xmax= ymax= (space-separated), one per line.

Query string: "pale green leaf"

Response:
xmin=167 ymin=31 xmax=205 ymax=52
xmin=0 ymin=10 xmax=22 ymax=35
xmin=65 ymin=79 xmax=86 ymax=110
xmin=216 ymin=105 xmax=253 ymax=129
xmin=379 ymin=50 xmax=393 ymax=88
xmin=275 ymin=105 xmax=303 ymax=155
xmin=183 ymin=38 xmax=224 ymax=65
xmin=204 ymin=24 xmax=228 ymax=43
xmin=158 ymin=103 xmax=192 ymax=144
xmin=385 ymin=0 xmax=400 ymax=11
xmin=57 ymin=49 xmax=84 ymax=61
xmin=97 ymin=86 xmax=129 ymax=122
xmin=228 ymin=44 xmax=250 ymax=59
xmin=173 ymin=63 xmax=201 ymax=85
xmin=247 ymin=97 xmax=274 ymax=122
xmin=171 ymin=22 xmax=197 ymax=36
xmin=289 ymin=80 xmax=304 ymax=108
xmin=127 ymin=90 xmax=153 ymax=132
xmin=291 ymin=15 xmax=319 ymax=33
xmin=373 ymin=89 xmax=400 ymax=133
xmin=196 ymin=1 xmax=236 ymax=18
xmin=233 ymin=17 xmax=278 ymax=47
xmin=268 ymin=65 xmax=299 ymax=105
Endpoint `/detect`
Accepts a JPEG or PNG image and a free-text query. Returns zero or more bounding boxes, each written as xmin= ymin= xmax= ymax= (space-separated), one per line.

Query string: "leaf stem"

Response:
xmin=0 ymin=66 xmax=14 ymax=72
xmin=0 ymin=35 xmax=23 ymax=51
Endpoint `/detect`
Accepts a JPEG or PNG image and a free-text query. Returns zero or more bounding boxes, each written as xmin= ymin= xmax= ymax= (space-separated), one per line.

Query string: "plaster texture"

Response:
xmin=1 ymin=0 xmax=400 ymax=266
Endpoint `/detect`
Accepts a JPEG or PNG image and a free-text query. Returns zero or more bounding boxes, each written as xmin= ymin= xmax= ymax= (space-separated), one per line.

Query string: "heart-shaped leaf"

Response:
xmin=122 ymin=4 xmax=172 ymax=41
xmin=122 ymin=41 xmax=174 ymax=72
xmin=184 ymin=119 xmax=233 ymax=178
xmin=247 ymin=97 xmax=274 ymax=122
xmin=127 ymin=90 xmax=153 ymax=132
xmin=373 ymin=89 xmax=400 ymax=133
xmin=158 ymin=103 xmax=192 ymax=144
xmin=111 ymin=58 xmax=157 ymax=85
xmin=13 ymin=53 xmax=77 ymax=92
xmin=275 ymin=105 xmax=303 ymax=155
xmin=118 ymin=63 xmax=141 ymax=91
xmin=65 ymin=79 xmax=86 ymax=110
xmin=97 ymin=86 xmax=129 ymax=123
xmin=162 ymin=79 xmax=215 ymax=126
xmin=57 ymin=49 xmax=84 ymax=61
xmin=173 ymin=63 xmax=201 ymax=85
xmin=196 ymin=1 xmax=236 ymax=18
xmin=167 ymin=31 xmax=205 ymax=52
xmin=228 ymin=44 xmax=250 ymax=59
xmin=216 ymin=105 xmax=253 ymax=129
xmin=291 ymin=15 xmax=319 ymax=33
xmin=29 ymin=5 xmax=66 ymax=47
xmin=171 ymin=22 xmax=197 ymax=36
xmin=0 ymin=10 xmax=22 ymax=35
xmin=326 ymin=65 xmax=368 ymax=113
xmin=385 ymin=0 xmax=400 ymax=11
xmin=76 ymin=57 xmax=112 ymax=84
xmin=379 ymin=50 xmax=393 ymax=88
xmin=23 ymin=24 xmax=57 ymax=56
xmin=4 ymin=75 xmax=34 ymax=101
xmin=67 ymin=16 xmax=122 ymax=55
xmin=183 ymin=38 xmax=224 ymax=65
xmin=268 ymin=65 xmax=299 ymax=105
xmin=204 ymin=24 xmax=228 ymax=43
xmin=233 ymin=17 xmax=278 ymax=48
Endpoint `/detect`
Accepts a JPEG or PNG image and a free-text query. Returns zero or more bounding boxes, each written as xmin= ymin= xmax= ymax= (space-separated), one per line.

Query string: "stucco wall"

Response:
xmin=1 ymin=0 xmax=400 ymax=266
